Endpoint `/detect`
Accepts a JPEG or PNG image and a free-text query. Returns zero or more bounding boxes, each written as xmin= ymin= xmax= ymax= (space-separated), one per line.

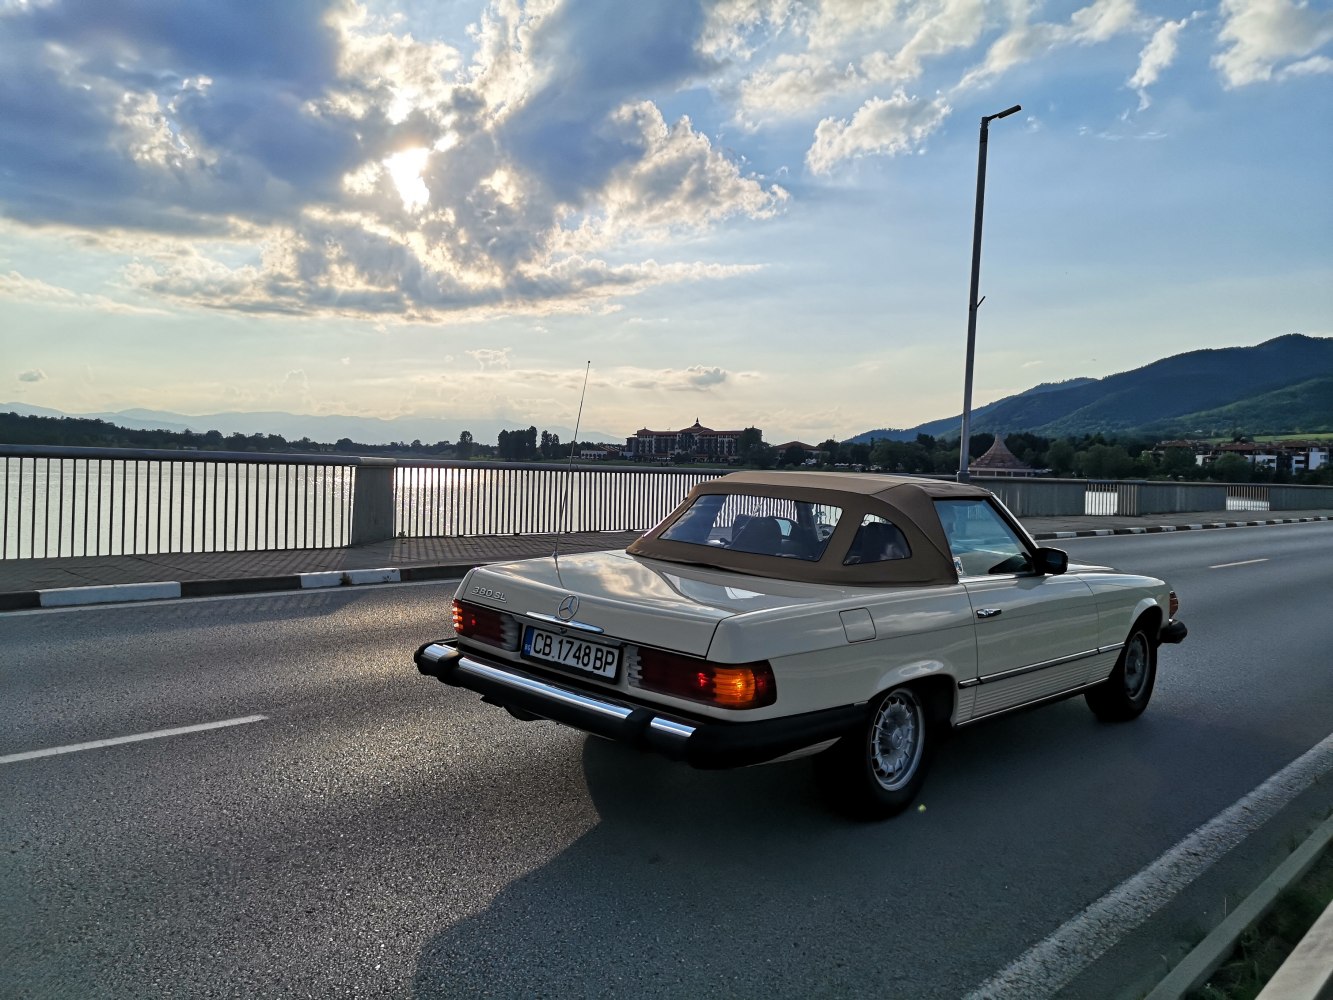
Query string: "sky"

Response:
xmin=1 ymin=0 xmax=1330 ymax=445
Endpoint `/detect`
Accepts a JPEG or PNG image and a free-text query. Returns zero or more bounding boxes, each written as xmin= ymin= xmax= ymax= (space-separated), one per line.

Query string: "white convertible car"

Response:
xmin=415 ymin=472 xmax=1187 ymax=819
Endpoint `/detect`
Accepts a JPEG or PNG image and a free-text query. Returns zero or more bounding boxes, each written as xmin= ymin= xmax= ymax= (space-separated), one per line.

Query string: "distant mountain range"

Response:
xmin=848 ymin=334 xmax=1333 ymax=443
xmin=0 ymin=404 xmax=620 ymax=448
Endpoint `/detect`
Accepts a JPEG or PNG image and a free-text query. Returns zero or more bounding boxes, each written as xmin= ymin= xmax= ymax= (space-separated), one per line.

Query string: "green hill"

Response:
xmin=1142 ymin=375 xmax=1333 ymax=437
xmin=848 ymin=334 xmax=1333 ymax=443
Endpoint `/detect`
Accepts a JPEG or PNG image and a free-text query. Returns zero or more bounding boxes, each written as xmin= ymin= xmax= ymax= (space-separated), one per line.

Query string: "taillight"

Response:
xmin=1169 ymin=591 xmax=1179 ymax=618
xmin=452 ymin=599 xmax=513 ymax=649
xmin=632 ymin=647 xmax=776 ymax=709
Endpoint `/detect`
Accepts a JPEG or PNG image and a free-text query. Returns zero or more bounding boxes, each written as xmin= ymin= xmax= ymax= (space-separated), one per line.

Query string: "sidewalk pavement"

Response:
xmin=1 ymin=509 xmax=1329 ymax=612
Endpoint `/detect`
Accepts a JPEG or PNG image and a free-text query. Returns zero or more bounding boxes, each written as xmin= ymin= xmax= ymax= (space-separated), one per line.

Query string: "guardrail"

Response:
xmin=2 ymin=445 xmax=1331 ymax=559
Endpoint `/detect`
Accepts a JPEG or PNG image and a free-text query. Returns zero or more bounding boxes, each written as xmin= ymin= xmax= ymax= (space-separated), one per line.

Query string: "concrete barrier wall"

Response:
xmin=975 ymin=479 xmax=1087 ymax=516
xmin=1269 ymin=485 xmax=1333 ymax=510
xmin=350 ymin=463 xmax=397 ymax=545
xmin=1136 ymin=482 xmax=1229 ymax=514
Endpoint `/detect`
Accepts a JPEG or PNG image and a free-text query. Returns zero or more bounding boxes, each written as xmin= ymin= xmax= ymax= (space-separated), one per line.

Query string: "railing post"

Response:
xmin=350 ymin=459 xmax=397 ymax=546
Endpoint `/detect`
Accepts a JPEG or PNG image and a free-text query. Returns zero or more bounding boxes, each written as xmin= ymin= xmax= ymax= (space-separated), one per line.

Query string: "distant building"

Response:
xmin=1157 ymin=439 xmax=1329 ymax=473
xmin=968 ymin=435 xmax=1037 ymax=477
xmin=625 ymin=419 xmax=754 ymax=462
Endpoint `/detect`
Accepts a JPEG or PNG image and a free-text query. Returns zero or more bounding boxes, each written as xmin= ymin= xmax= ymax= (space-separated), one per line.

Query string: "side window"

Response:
xmin=934 ymin=499 xmax=1031 ymax=577
xmin=843 ymin=514 xmax=912 ymax=565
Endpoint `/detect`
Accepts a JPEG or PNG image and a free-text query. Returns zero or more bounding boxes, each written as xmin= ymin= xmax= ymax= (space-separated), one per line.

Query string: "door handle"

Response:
xmin=975 ymin=608 xmax=1002 ymax=619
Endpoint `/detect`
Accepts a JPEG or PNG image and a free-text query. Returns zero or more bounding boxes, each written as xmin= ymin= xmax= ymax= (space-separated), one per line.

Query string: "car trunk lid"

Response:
xmin=461 ymin=549 xmax=852 ymax=657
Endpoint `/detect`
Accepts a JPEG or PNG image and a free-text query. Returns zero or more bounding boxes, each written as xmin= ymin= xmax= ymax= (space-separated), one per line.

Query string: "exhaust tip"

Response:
xmin=414 ymin=641 xmax=460 ymax=676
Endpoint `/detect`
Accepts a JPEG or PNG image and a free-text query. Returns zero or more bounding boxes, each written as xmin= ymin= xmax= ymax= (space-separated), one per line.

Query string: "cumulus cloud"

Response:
xmin=0 ymin=269 xmax=167 ymax=315
xmin=18 ymin=369 xmax=48 ymax=383
xmin=1129 ymin=13 xmax=1200 ymax=109
xmin=620 ymin=364 xmax=737 ymax=391
xmin=959 ymin=0 xmax=1143 ymax=89
xmin=726 ymin=0 xmax=985 ymax=124
xmin=0 ymin=0 xmax=783 ymax=320
xmin=807 ymin=92 xmax=952 ymax=173
xmin=1213 ymin=0 xmax=1333 ymax=87
xmin=702 ymin=0 xmax=1162 ymax=174
xmin=1278 ymin=54 xmax=1333 ymax=77
xmin=466 ymin=347 xmax=512 ymax=369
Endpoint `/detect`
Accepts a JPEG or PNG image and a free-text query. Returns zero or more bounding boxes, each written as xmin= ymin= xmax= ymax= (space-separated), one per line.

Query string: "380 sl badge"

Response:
xmin=470 ymin=586 xmax=506 ymax=601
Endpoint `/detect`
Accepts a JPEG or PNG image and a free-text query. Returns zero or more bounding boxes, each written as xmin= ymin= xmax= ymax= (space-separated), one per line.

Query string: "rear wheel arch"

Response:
xmin=909 ymin=674 xmax=957 ymax=729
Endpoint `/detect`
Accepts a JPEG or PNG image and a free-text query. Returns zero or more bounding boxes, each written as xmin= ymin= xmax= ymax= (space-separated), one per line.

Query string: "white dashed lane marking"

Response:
xmin=0 ymin=715 xmax=267 ymax=765
xmin=1209 ymin=558 xmax=1269 ymax=569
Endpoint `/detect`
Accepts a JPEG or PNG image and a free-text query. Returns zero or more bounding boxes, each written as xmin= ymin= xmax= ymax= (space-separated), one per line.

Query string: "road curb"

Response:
xmin=1144 ymin=811 xmax=1333 ymax=1000
xmin=1030 ymin=515 xmax=1331 ymax=541
xmin=3 ymin=563 xmax=480 ymax=611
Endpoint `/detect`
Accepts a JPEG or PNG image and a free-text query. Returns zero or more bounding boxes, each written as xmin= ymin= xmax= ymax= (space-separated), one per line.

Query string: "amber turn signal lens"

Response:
xmin=633 ymin=648 xmax=776 ymax=709
xmin=708 ymin=666 xmax=766 ymax=707
xmin=1168 ymin=591 xmax=1179 ymax=618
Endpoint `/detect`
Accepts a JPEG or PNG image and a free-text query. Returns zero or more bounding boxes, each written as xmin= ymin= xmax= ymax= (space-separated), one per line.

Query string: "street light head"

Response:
xmin=987 ymin=104 xmax=1022 ymax=122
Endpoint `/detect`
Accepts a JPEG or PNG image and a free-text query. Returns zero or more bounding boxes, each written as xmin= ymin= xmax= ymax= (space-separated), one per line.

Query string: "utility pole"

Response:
xmin=957 ymin=103 xmax=1021 ymax=483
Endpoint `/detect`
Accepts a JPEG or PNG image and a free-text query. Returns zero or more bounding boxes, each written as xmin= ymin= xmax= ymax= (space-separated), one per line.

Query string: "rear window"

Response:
xmin=660 ymin=493 xmax=843 ymax=561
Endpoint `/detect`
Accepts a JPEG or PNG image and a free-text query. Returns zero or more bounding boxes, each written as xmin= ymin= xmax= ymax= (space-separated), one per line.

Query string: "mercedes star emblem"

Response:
xmin=557 ymin=595 xmax=579 ymax=621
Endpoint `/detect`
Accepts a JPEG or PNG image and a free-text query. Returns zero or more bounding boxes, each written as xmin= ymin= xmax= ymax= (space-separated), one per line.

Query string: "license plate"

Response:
xmin=522 ymin=627 xmax=620 ymax=680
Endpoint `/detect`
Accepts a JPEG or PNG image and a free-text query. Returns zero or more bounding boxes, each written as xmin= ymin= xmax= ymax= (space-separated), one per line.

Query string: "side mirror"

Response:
xmin=1034 ymin=547 xmax=1069 ymax=575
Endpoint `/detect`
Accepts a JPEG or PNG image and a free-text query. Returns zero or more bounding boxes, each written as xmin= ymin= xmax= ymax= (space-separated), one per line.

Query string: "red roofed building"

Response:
xmin=968 ymin=435 xmax=1037 ymax=477
xmin=625 ymin=419 xmax=753 ymax=462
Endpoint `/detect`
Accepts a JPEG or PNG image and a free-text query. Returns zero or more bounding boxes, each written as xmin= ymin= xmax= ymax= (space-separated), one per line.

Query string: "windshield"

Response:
xmin=933 ymin=498 xmax=1032 ymax=576
xmin=659 ymin=493 xmax=844 ymax=561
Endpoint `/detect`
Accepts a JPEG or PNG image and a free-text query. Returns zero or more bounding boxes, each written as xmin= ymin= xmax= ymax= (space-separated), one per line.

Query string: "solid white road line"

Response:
xmin=964 ymin=731 xmax=1333 ymax=1000
xmin=0 ymin=715 xmax=267 ymax=765
xmin=1209 ymin=558 xmax=1270 ymax=569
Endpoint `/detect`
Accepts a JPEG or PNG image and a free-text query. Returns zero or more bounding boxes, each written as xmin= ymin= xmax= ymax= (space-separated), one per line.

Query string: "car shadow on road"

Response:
xmin=407 ymin=679 xmax=1315 ymax=1000
xmin=407 ymin=698 xmax=1202 ymax=1000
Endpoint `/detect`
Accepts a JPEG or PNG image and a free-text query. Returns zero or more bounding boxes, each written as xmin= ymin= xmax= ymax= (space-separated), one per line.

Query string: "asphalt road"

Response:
xmin=2 ymin=522 xmax=1331 ymax=999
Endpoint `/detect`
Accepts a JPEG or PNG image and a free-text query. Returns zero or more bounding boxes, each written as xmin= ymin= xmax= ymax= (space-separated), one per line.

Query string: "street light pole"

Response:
xmin=957 ymin=103 xmax=1021 ymax=483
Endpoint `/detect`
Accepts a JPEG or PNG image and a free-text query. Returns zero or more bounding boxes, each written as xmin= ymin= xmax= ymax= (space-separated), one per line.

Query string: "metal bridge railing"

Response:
xmin=3 ymin=445 xmax=1330 ymax=560
xmin=1 ymin=447 xmax=355 ymax=559
xmin=393 ymin=463 xmax=722 ymax=538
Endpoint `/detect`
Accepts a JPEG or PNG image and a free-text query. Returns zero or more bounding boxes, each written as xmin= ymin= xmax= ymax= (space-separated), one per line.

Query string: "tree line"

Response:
xmin=0 ymin=411 xmax=593 ymax=463
xmin=805 ymin=431 xmax=1333 ymax=486
xmin=3 ymin=410 xmax=1327 ymax=484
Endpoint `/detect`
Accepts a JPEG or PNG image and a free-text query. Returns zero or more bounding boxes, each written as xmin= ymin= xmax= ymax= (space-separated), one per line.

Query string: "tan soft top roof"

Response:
xmin=627 ymin=471 xmax=1002 ymax=587
xmin=714 ymin=469 xmax=993 ymax=499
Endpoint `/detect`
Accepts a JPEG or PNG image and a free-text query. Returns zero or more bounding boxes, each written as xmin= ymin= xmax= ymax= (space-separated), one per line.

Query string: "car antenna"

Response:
xmin=553 ymin=361 xmax=591 ymax=586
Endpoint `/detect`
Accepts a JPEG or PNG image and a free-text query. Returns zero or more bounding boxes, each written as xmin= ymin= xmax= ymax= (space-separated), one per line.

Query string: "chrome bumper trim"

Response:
xmin=455 ymin=656 xmax=637 ymax=723
xmin=649 ymin=717 xmax=697 ymax=739
xmin=419 ymin=642 xmax=452 ymax=663
xmin=524 ymin=611 xmax=606 ymax=634
xmin=958 ymin=646 xmax=1105 ymax=689
xmin=416 ymin=640 xmax=863 ymax=769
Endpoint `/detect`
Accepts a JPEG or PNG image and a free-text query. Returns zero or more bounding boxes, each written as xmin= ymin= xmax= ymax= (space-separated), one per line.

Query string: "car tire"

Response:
xmin=1085 ymin=624 xmax=1156 ymax=722
xmin=815 ymin=685 xmax=933 ymax=820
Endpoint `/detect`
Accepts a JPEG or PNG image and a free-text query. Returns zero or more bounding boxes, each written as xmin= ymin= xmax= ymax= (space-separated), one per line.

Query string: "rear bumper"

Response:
xmin=1159 ymin=619 xmax=1188 ymax=645
xmin=414 ymin=640 xmax=862 ymax=769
